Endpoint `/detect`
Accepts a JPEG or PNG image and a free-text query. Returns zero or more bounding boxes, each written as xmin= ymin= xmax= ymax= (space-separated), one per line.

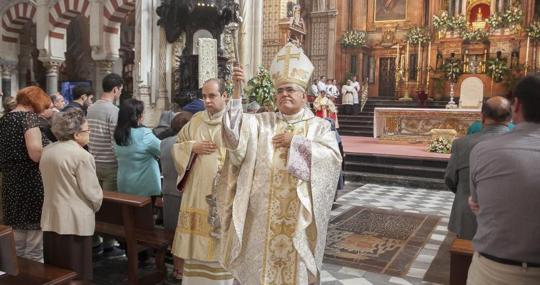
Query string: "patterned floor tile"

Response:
xmin=322 ymin=182 xmax=454 ymax=284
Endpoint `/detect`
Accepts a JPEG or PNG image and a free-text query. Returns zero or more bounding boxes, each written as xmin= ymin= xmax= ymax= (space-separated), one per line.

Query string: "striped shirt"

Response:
xmin=87 ymin=100 xmax=119 ymax=165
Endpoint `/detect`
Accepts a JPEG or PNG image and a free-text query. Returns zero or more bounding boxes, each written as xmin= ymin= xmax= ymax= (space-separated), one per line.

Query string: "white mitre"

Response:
xmin=269 ymin=42 xmax=314 ymax=90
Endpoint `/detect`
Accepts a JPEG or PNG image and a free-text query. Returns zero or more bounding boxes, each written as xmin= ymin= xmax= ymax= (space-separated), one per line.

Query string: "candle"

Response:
xmin=396 ymin=43 xmax=400 ymax=67
xmin=427 ymin=41 xmax=432 ymax=70
xmin=405 ymin=41 xmax=410 ymax=81
xmin=426 ymin=41 xmax=432 ymax=94
xmin=138 ymin=62 xmax=141 ymax=81
xmin=417 ymin=43 xmax=421 ymax=89
xmin=525 ymin=36 xmax=530 ymax=68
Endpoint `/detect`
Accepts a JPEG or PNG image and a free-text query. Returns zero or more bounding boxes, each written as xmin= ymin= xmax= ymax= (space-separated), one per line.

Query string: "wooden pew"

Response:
xmin=95 ymin=191 xmax=173 ymax=285
xmin=0 ymin=224 xmax=18 ymax=275
xmin=449 ymin=238 xmax=473 ymax=285
xmin=0 ymin=225 xmax=78 ymax=285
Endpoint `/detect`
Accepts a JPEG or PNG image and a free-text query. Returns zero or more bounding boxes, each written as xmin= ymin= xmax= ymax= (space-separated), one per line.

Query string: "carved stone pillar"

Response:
xmin=2 ymin=66 xmax=13 ymax=96
xmin=95 ymin=60 xmax=114 ymax=99
xmin=1 ymin=66 xmax=11 ymax=97
xmin=156 ymin=28 xmax=169 ymax=110
xmin=43 ymin=61 xmax=62 ymax=95
xmin=18 ymin=45 xmax=33 ymax=88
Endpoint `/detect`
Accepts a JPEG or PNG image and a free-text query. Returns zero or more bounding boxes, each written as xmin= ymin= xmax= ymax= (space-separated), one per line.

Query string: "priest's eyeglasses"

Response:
xmin=277 ymin=86 xmax=302 ymax=95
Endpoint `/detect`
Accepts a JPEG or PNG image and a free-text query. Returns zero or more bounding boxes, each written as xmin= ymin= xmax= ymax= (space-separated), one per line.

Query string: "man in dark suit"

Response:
xmin=445 ymin=96 xmax=512 ymax=240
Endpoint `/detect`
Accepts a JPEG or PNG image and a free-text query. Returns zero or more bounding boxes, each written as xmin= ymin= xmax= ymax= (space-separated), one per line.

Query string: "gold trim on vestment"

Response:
xmin=183 ymin=271 xmax=234 ymax=280
xmin=260 ymin=121 xmax=308 ymax=284
xmin=184 ymin=263 xmax=231 ymax=274
xmin=178 ymin=209 xmax=212 ymax=236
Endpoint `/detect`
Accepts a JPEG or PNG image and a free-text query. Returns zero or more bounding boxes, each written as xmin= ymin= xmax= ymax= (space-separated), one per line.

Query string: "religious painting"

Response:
xmin=375 ymin=0 xmax=407 ymax=22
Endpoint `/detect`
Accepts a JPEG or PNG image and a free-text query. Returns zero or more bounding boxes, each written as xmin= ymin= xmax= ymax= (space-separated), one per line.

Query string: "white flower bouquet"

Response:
xmin=486 ymin=58 xmax=509 ymax=83
xmin=406 ymin=26 xmax=430 ymax=45
xmin=341 ymin=30 xmax=367 ymax=48
xmin=502 ymin=7 xmax=523 ymax=27
xmin=461 ymin=29 xmax=489 ymax=42
xmin=427 ymin=137 xmax=452 ymax=154
xmin=487 ymin=13 xmax=504 ymax=30
xmin=527 ymin=21 xmax=540 ymax=41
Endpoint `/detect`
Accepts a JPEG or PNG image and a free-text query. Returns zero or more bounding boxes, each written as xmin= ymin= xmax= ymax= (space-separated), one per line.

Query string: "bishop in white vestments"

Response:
xmin=215 ymin=43 xmax=342 ymax=285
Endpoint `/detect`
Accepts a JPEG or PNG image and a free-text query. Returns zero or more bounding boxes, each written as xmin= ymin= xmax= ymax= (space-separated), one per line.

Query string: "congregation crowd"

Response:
xmin=0 ymin=38 xmax=540 ymax=285
xmin=444 ymin=76 xmax=540 ymax=284
xmin=0 ymin=42 xmax=343 ymax=285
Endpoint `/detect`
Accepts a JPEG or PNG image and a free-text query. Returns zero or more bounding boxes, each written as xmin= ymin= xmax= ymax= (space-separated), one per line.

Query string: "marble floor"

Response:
xmin=320 ymin=183 xmax=454 ymax=285
xmin=93 ymin=182 xmax=455 ymax=285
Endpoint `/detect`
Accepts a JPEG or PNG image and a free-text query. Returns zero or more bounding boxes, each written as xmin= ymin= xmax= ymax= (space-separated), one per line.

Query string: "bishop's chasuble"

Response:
xmin=216 ymin=99 xmax=342 ymax=285
xmin=171 ymin=109 xmax=233 ymax=285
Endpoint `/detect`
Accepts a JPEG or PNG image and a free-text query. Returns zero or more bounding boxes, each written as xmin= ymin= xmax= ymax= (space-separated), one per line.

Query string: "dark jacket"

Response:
xmin=445 ymin=124 xmax=510 ymax=239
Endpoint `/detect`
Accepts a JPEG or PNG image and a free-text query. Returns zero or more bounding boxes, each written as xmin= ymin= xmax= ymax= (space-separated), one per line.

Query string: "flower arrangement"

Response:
xmin=406 ymin=26 xmax=430 ymax=45
xmin=527 ymin=21 xmax=540 ymax=41
xmin=449 ymin=15 xmax=467 ymax=32
xmin=244 ymin=65 xmax=276 ymax=110
xmin=486 ymin=13 xmax=504 ymax=30
xmin=340 ymin=30 xmax=367 ymax=48
xmin=486 ymin=58 xmax=509 ymax=83
xmin=433 ymin=11 xmax=450 ymax=31
xmin=461 ymin=29 xmax=489 ymax=42
xmin=443 ymin=59 xmax=462 ymax=82
xmin=432 ymin=12 xmax=467 ymax=33
xmin=427 ymin=137 xmax=452 ymax=154
xmin=502 ymin=7 xmax=523 ymax=27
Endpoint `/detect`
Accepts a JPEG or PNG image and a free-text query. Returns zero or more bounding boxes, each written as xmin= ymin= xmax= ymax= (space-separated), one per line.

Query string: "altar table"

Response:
xmin=374 ymin=108 xmax=481 ymax=143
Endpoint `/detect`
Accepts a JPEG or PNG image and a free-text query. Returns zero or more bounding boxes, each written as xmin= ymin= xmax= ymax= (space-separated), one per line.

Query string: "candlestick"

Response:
xmin=138 ymin=62 xmax=141 ymax=82
xmin=426 ymin=41 xmax=432 ymax=95
xmin=396 ymin=43 xmax=400 ymax=68
xmin=417 ymin=43 xmax=421 ymax=90
xmin=405 ymin=41 xmax=410 ymax=81
xmin=526 ymin=36 xmax=530 ymax=73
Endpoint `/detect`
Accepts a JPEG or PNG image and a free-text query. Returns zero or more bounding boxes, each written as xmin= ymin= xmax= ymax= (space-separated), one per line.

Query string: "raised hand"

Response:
xmin=232 ymin=65 xmax=245 ymax=99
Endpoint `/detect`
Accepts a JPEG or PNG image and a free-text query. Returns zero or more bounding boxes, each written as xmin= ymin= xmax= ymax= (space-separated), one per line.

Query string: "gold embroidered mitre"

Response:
xmin=269 ymin=42 xmax=314 ymax=90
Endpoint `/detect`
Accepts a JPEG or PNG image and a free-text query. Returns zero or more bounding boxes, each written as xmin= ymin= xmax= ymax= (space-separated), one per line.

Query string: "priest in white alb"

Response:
xmin=214 ymin=43 xmax=342 ymax=285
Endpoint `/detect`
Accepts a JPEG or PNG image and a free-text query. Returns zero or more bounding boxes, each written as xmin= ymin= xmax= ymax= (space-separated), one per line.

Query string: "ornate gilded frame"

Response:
xmin=374 ymin=0 xmax=408 ymax=23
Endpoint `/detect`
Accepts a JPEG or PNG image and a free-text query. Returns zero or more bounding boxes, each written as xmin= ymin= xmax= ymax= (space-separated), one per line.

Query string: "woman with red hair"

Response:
xmin=0 ymin=86 xmax=51 ymax=262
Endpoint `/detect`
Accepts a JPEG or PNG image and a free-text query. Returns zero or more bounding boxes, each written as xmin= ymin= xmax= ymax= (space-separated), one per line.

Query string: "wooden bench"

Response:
xmin=449 ymin=238 xmax=473 ymax=285
xmin=0 ymin=225 xmax=78 ymax=285
xmin=95 ymin=191 xmax=173 ymax=285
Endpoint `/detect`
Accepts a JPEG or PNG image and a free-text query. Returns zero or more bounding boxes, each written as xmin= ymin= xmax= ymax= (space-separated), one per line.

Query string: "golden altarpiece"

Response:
xmin=336 ymin=0 xmax=539 ymax=100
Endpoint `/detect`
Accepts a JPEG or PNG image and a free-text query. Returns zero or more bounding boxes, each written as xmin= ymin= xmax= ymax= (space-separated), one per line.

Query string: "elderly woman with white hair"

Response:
xmin=39 ymin=109 xmax=103 ymax=281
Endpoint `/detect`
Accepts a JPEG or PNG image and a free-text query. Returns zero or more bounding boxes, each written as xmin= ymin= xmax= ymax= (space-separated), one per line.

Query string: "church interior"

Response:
xmin=0 ymin=0 xmax=539 ymax=284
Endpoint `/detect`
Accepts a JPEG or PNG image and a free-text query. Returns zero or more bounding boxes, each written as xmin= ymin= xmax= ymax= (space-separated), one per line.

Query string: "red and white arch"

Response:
xmin=103 ymin=0 xmax=135 ymax=35
xmin=49 ymin=0 xmax=90 ymax=40
xmin=1 ymin=2 xmax=36 ymax=43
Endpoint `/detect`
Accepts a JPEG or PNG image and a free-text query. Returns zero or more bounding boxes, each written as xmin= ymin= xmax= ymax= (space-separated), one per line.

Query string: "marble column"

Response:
xmin=156 ymin=28 xmax=169 ymax=110
xmin=43 ymin=61 xmax=62 ymax=95
xmin=95 ymin=60 xmax=114 ymax=99
xmin=18 ymin=45 xmax=32 ymax=88
xmin=1 ymin=66 xmax=10 ymax=97
xmin=327 ymin=4 xmax=338 ymax=79
xmin=239 ymin=0 xmax=263 ymax=78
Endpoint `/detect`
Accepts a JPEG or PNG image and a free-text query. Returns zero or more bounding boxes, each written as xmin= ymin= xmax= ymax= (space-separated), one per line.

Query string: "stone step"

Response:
xmin=338 ymin=124 xmax=373 ymax=130
xmin=343 ymin=171 xmax=447 ymax=190
xmin=345 ymin=153 xmax=448 ymax=169
xmin=338 ymin=114 xmax=374 ymax=119
xmin=338 ymin=130 xmax=373 ymax=137
xmin=345 ymin=161 xmax=445 ymax=180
